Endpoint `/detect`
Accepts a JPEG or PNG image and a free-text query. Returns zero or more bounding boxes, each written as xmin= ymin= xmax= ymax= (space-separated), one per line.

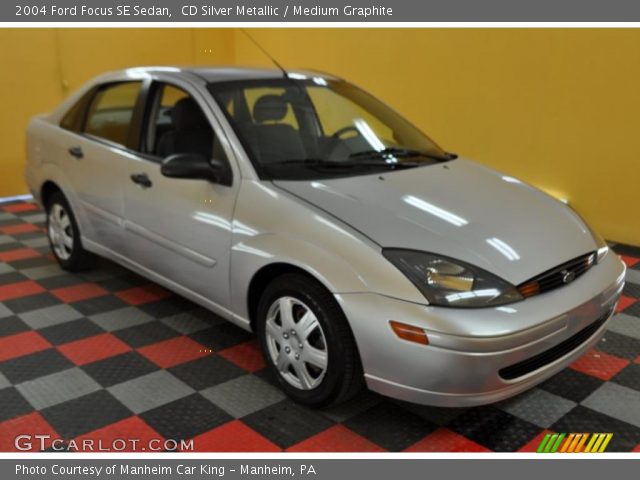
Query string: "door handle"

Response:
xmin=68 ymin=146 xmax=83 ymax=159
xmin=130 ymin=173 xmax=153 ymax=189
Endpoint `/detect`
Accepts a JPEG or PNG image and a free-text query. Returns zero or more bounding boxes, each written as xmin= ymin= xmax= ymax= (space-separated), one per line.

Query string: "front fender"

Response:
xmin=229 ymin=233 xmax=373 ymax=322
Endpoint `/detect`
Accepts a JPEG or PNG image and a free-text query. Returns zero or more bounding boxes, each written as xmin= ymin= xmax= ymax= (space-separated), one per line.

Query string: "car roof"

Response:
xmin=118 ymin=66 xmax=340 ymax=83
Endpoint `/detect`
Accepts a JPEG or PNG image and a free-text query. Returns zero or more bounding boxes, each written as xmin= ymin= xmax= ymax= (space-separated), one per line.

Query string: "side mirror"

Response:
xmin=161 ymin=153 xmax=231 ymax=185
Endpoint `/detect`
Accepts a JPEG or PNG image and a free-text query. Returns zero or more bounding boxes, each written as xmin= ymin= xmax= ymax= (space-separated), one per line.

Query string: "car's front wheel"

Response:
xmin=46 ymin=191 xmax=96 ymax=271
xmin=256 ymin=273 xmax=363 ymax=407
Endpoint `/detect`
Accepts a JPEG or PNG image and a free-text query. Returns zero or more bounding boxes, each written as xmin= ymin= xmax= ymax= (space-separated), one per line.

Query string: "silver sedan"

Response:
xmin=25 ymin=66 xmax=625 ymax=407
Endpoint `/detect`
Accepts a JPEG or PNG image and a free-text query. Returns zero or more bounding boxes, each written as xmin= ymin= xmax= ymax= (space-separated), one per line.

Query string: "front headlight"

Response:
xmin=382 ymin=249 xmax=523 ymax=308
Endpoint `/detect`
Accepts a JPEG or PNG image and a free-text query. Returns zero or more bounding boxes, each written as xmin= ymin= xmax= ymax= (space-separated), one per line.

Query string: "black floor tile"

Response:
xmin=242 ymin=400 xmax=335 ymax=449
xmin=69 ymin=296 xmax=127 ymax=316
xmin=611 ymin=363 xmax=640 ymax=392
xmin=113 ymin=321 xmax=180 ymax=348
xmin=3 ymin=293 xmax=60 ymax=314
xmin=598 ymin=330 xmax=640 ymax=360
xmin=551 ymin=405 xmax=640 ymax=452
xmin=169 ymin=355 xmax=245 ymax=391
xmin=0 ymin=315 xmax=30 ymax=337
xmin=38 ymin=319 xmax=103 ymax=346
xmin=0 ymin=387 xmax=33 ymax=422
xmin=0 ymin=349 xmax=74 ymax=384
xmin=344 ymin=401 xmax=438 ymax=451
xmin=140 ymin=393 xmax=232 ymax=440
xmin=447 ymin=406 xmax=543 ymax=452
xmin=82 ymin=351 xmax=160 ymax=388
xmin=40 ymin=390 xmax=132 ymax=438
xmin=539 ymin=368 xmax=605 ymax=403
xmin=189 ymin=323 xmax=253 ymax=352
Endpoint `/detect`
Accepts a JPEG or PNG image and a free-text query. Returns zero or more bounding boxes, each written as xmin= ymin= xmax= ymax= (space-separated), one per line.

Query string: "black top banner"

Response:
xmin=5 ymin=0 xmax=640 ymax=22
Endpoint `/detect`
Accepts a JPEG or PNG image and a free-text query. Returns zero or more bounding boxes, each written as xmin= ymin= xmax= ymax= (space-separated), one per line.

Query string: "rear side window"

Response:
xmin=60 ymin=90 xmax=94 ymax=133
xmin=84 ymin=82 xmax=142 ymax=146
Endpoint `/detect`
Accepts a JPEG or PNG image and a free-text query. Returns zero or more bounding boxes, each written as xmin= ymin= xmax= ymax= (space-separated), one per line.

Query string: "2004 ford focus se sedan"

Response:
xmin=25 ymin=66 xmax=626 ymax=407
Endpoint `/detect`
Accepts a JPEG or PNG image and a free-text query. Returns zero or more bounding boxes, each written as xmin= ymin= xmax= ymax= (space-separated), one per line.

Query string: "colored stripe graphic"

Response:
xmin=537 ymin=433 xmax=613 ymax=453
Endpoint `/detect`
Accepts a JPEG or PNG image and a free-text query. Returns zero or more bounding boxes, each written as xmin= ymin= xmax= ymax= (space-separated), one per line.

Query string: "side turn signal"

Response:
xmin=389 ymin=320 xmax=429 ymax=345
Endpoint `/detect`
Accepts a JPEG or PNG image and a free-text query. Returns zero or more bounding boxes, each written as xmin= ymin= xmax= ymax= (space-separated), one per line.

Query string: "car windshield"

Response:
xmin=208 ymin=77 xmax=454 ymax=180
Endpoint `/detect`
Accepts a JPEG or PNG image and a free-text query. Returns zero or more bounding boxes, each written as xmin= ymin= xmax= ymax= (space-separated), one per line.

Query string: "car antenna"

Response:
xmin=240 ymin=29 xmax=288 ymax=79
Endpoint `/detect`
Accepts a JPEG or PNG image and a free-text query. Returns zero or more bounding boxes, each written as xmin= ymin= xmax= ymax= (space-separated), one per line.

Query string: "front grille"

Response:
xmin=517 ymin=252 xmax=596 ymax=298
xmin=498 ymin=308 xmax=612 ymax=380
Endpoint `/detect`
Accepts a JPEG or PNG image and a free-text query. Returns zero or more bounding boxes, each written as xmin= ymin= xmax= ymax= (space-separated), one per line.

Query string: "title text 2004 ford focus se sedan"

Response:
xmin=25 ymin=67 xmax=625 ymax=407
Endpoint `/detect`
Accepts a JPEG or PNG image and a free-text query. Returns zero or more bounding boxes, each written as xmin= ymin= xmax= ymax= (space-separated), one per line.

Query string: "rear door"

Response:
xmin=63 ymin=80 xmax=145 ymax=253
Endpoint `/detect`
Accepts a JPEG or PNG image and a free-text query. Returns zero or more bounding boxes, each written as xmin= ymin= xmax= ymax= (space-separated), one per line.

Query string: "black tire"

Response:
xmin=256 ymin=273 xmax=364 ymax=407
xmin=45 ymin=191 xmax=96 ymax=271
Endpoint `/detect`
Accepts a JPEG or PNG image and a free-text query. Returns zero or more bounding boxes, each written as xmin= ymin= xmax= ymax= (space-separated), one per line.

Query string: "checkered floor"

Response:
xmin=1 ymin=199 xmax=639 ymax=452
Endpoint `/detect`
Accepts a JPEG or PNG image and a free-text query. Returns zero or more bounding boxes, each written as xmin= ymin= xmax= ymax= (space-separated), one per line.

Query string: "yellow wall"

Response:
xmin=0 ymin=28 xmax=233 ymax=197
xmin=1 ymin=28 xmax=638 ymax=245
xmin=236 ymin=29 xmax=640 ymax=246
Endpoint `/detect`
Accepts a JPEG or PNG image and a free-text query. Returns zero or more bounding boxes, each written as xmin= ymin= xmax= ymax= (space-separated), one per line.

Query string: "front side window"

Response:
xmin=144 ymin=82 xmax=228 ymax=165
xmin=84 ymin=82 xmax=142 ymax=146
xmin=209 ymin=78 xmax=452 ymax=180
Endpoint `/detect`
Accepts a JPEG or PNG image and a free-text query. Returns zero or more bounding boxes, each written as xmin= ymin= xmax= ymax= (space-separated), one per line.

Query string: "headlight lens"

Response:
xmin=382 ymin=249 xmax=523 ymax=308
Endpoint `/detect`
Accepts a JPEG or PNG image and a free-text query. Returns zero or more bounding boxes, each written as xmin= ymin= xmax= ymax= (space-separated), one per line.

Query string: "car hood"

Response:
xmin=273 ymin=158 xmax=598 ymax=285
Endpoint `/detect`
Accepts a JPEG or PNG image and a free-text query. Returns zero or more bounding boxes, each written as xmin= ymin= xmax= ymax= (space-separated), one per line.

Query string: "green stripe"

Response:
xmin=550 ymin=433 xmax=566 ymax=453
xmin=537 ymin=433 xmax=552 ymax=453
xmin=544 ymin=434 xmax=558 ymax=453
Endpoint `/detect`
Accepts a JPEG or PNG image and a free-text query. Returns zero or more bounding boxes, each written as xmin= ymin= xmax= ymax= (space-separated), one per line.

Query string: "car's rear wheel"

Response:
xmin=256 ymin=273 xmax=363 ymax=407
xmin=46 ymin=191 xmax=96 ymax=271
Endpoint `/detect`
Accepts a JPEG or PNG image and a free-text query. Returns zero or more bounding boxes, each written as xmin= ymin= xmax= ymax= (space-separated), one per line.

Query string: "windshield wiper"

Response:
xmin=267 ymin=158 xmax=422 ymax=169
xmin=349 ymin=148 xmax=456 ymax=162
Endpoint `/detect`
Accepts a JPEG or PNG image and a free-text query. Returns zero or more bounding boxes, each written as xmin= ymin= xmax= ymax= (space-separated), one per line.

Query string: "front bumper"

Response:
xmin=336 ymin=251 xmax=626 ymax=407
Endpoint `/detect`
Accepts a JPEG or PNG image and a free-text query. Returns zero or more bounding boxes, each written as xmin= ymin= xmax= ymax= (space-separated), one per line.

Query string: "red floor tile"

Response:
xmin=0 ymin=280 xmax=45 ymax=301
xmin=0 ymin=412 xmax=60 ymax=452
xmin=620 ymin=255 xmax=640 ymax=268
xmin=0 ymin=248 xmax=40 ymax=263
xmin=288 ymin=424 xmax=385 ymax=452
xmin=2 ymin=203 xmax=39 ymax=213
xmin=74 ymin=417 xmax=162 ymax=452
xmin=404 ymin=427 xmax=491 ymax=452
xmin=58 ymin=333 xmax=132 ymax=366
xmin=51 ymin=282 xmax=108 ymax=303
xmin=188 ymin=420 xmax=280 ymax=452
xmin=218 ymin=340 xmax=265 ymax=373
xmin=616 ymin=295 xmax=637 ymax=313
xmin=0 ymin=331 xmax=51 ymax=362
xmin=0 ymin=223 xmax=40 ymax=235
xmin=115 ymin=284 xmax=172 ymax=306
xmin=570 ymin=348 xmax=630 ymax=381
xmin=518 ymin=429 xmax=553 ymax=452
xmin=138 ymin=336 xmax=211 ymax=368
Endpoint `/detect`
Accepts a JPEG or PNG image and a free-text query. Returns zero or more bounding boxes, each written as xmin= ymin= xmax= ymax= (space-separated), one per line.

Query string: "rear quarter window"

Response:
xmin=83 ymin=82 xmax=142 ymax=146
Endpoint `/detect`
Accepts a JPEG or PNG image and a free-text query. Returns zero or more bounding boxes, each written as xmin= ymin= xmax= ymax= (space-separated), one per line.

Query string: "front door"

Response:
xmin=122 ymin=81 xmax=238 ymax=310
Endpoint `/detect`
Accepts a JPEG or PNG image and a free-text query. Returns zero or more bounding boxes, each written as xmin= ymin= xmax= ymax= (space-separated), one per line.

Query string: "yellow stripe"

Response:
xmin=567 ymin=434 xmax=582 ymax=453
xmin=560 ymin=434 xmax=575 ymax=453
xmin=590 ymin=434 xmax=606 ymax=453
xmin=584 ymin=433 xmax=598 ymax=453
xmin=598 ymin=434 xmax=613 ymax=453
xmin=574 ymin=433 xmax=589 ymax=453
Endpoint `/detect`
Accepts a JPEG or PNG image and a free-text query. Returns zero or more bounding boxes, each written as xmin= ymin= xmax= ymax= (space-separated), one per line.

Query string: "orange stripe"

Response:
xmin=560 ymin=434 xmax=575 ymax=453
xmin=567 ymin=434 xmax=582 ymax=453
xmin=574 ymin=433 xmax=589 ymax=452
